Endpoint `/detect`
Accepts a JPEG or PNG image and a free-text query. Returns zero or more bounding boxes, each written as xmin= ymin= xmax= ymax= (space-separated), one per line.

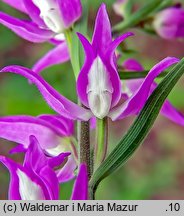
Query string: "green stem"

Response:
xmin=113 ymin=0 xmax=163 ymax=32
xmin=94 ymin=118 xmax=108 ymax=170
xmin=65 ymin=29 xmax=80 ymax=80
xmin=79 ymin=109 xmax=91 ymax=180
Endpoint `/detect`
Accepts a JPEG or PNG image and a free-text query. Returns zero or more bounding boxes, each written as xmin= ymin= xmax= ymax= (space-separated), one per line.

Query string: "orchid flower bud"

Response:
xmin=153 ymin=7 xmax=184 ymax=39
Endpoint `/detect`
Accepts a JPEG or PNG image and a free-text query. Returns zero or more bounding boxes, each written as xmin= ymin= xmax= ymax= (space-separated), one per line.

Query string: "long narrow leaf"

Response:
xmin=119 ymin=70 xmax=168 ymax=80
xmin=70 ymin=0 xmax=89 ymax=78
xmin=113 ymin=0 xmax=163 ymax=32
xmin=90 ymin=58 xmax=184 ymax=194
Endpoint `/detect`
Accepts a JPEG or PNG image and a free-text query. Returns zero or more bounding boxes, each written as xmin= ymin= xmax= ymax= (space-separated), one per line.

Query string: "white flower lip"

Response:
xmin=17 ymin=169 xmax=45 ymax=200
xmin=87 ymin=57 xmax=113 ymax=119
xmin=33 ymin=0 xmax=64 ymax=33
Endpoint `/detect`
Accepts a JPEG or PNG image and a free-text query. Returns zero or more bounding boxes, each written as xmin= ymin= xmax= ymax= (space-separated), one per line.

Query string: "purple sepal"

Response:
xmin=115 ymin=58 xmax=184 ymax=126
xmin=0 ymin=115 xmax=70 ymax=150
xmin=32 ymin=42 xmax=70 ymax=74
xmin=23 ymin=0 xmax=46 ymax=28
xmin=56 ymin=156 xmax=76 ymax=183
xmin=0 ymin=12 xmax=53 ymax=43
xmin=0 ymin=66 xmax=92 ymax=121
xmin=71 ymin=163 xmax=88 ymax=200
xmin=57 ymin=0 xmax=82 ymax=28
xmin=0 ymin=136 xmax=70 ymax=200
xmin=109 ymin=57 xmax=180 ymax=120
xmin=2 ymin=0 xmax=27 ymax=14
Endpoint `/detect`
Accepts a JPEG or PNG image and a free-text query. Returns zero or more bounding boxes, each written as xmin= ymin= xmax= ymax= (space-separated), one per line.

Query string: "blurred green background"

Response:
xmin=0 ymin=0 xmax=184 ymax=200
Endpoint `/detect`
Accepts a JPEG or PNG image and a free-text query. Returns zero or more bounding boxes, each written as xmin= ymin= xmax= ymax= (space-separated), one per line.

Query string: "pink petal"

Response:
xmin=24 ymin=136 xmax=69 ymax=200
xmin=123 ymin=58 xmax=184 ymax=125
xmin=0 ymin=65 xmax=92 ymax=121
xmin=57 ymin=0 xmax=82 ymax=28
xmin=0 ymin=115 xmax=62 ymax=149
xmin=92 ymin=3 xmax=112 ymax=56
xmin=32 ymin=42 xmax=70 ymax=74
xmin=2 ymin=0 xmax=27 ymax=14
xmin=0 ymin=156 xmax=21 ymax=199
xmin=56 ymin=156 xmax=76 ymax=183
xmin=0 ymin=12 xmax=53 ymax=43
xmin=23 ymin=0 xmax=47 ymax=28
xmin=109 ymin=57 xmax=180 ymax=120
xmin=0 ymin=155 xmax=49 ymax=200
xmin=76 ymin=33 xmax=95 ymax=106
xmin=105 ymin=32 xmax=134 ymax=63
xmin=161 ymin=99 xmax=184 ymax=126
xmin=38 ymin=115 xmax=74 ymax=136
xmin=71 ymin=163 xmax=88 ymax=200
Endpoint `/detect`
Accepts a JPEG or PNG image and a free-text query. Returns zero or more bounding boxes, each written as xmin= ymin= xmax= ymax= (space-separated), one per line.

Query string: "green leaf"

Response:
xmin=89 ymin=58 xmax=184 ymax=196
xmin=65 ymin=0 xmax=89 ymax=79
xmin=118 ymin=70 xmax=168 ymax=79
xmin=113 ymin=0 xmax=163 ymax=32
xmin=152 ymin=0 xmax=173 ymax=13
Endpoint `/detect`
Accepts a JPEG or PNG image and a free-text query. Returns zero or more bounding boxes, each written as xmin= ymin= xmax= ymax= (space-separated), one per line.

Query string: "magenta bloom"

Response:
xmin=76 ymin=4 xmax=179 ymax=120
xmin=1 ymin=0 xmax=82 ymax=41
xmin=0 ymin=136 xmax=70 ymax=200
xmin=153 ymin=7 xmax=184 ymax=39
xmin=0 ymin=4 xmax=180 ymax=121
xmin=0 ymin=136 xmax=88 ymax=200
xmin=0 ymin=0 xmax=82 ymax=73
xmin=0 ymin=115 xmax=76 ymax=183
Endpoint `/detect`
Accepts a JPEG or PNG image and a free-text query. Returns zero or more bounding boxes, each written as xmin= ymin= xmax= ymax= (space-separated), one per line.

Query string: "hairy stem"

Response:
xmin=79 ymin=105 xmax=91 ymax=180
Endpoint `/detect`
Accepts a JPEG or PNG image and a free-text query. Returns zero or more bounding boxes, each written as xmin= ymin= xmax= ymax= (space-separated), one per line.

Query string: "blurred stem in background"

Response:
xmin=113 ymin=0 xmax=171 ymax=32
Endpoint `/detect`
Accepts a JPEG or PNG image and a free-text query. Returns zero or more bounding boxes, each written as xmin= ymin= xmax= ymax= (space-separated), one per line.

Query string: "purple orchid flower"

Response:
xmin=0 ymin=4 xmax=180 ymax=121
xmin=0 ymin=136 xmax=70 ymax=199
xmin=0 ymin=0 xmax=82 ymax=73
xmin=1 ymin=0 xmax=82 ymax=41
xmin=0 ymin=115 xmax=76 ymax=183
xmin=122 ymin=58 xmax=184 ymax=126
xmin=0 ymin=136 xmax=88 ymax=200
xmin=153 ymin=7 xmax=184 ymax=40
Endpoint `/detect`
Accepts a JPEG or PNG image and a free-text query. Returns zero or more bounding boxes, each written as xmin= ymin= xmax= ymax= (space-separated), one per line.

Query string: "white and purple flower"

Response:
xmin=0 ymin=0 xmax=82 ymax=73
xmin=0 ymin=136 xmax=88 ymax=200
xmin=0 ymin=115 xmax=77 ymax=183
